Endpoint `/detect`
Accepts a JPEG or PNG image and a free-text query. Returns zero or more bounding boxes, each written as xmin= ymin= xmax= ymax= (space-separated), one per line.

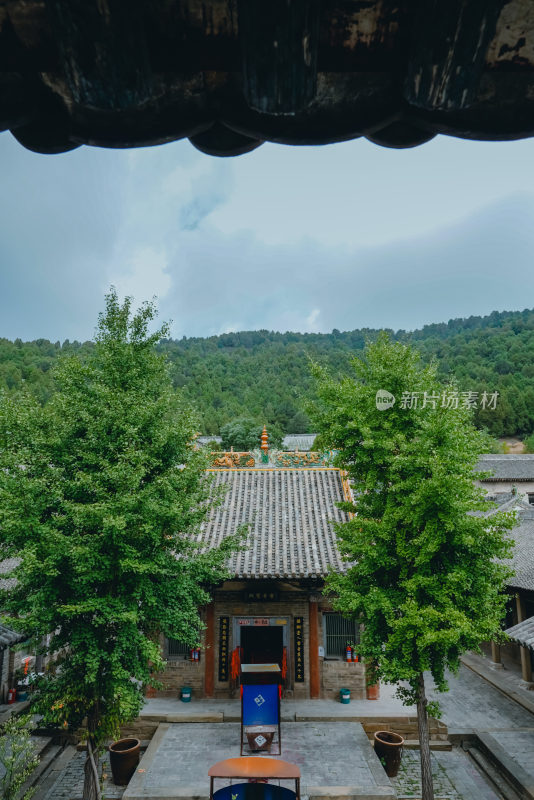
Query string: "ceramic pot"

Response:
xmin=374 ymin=730 xmax=404 ymax=777
xmin=109 ymin=737 xmax=141 ymax=785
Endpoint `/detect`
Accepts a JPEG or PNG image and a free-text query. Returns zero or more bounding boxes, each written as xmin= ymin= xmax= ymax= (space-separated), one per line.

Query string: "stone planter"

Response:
xmin=374 ymin=730 xmax=404 ymax=777
xmin=109 ymin=737 xmax=141 ymax=785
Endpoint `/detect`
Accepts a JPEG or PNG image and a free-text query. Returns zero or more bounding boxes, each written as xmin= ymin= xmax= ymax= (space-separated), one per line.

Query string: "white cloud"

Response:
xmin=111 ymin=246 xmax=172 ymax=305
xmin=306 ymin=308 xmax=321 ymax=330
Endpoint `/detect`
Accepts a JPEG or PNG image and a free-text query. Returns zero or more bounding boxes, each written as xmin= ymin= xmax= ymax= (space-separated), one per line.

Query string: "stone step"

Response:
xmin=16 ymin=736 xmax=69 ymax=800
xmin=402 ymin=739 xmax=452 ymax=751
xmin=467 ymin=746 xmax=523 ymax=800
xmin=31 ymin=744 xmax=78 ymax=800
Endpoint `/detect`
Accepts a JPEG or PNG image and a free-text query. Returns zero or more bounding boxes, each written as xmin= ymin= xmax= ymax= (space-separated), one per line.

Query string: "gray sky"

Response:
xmin=1 ymin=129 xmax=533 ymax=342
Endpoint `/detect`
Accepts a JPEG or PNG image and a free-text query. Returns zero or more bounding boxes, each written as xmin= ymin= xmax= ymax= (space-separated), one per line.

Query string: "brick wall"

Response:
xmin=321 ymin=659 xmax=366 ymax=699
xmin=155 ymin=657 xmax=205 ymax=697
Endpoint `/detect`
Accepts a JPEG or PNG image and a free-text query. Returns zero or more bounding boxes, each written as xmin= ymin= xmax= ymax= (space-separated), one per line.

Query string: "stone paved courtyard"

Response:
xmin=426 ymin=666 xmax=534 ymax=731
xmin=124 ymin=721 xmax=394 ymax=799
xmin=34 ymin=663 xmax=534 ymax=799
xmin=391 ymin=749 xmax=501 ymax=800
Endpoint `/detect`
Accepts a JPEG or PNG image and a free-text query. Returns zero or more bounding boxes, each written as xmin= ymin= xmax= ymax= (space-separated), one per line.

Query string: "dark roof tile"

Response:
xmin=200 ymin=469 xmax=349 ymax=579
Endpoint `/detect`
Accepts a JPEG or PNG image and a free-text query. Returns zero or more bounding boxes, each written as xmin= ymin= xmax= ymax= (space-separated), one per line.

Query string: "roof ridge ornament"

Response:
xmin=261 ymin=424 xmax=269 ymax=464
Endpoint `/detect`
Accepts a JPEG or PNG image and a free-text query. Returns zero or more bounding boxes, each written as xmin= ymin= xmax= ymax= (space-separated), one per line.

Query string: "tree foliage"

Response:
xmin=0 ymin=714 xmax=39 ymax=800
xmin=220 ymin=417 xmax=283 ymax=451
xmin=0 ymin=291 xmax=240 ymax=799
xmin=1 ymin=307 xmax=533 ymax=438
xmin=311 ymin=333 xmax=515 ymax=800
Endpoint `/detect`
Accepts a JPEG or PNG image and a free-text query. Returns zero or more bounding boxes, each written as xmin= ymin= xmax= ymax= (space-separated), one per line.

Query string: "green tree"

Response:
xmin=286 ymin=410 xmax=311 ymax=434
xmin=0 ymin=714 xmax=39 ymax=800
xmin=0 ymin=291 xmax=239 ymax=800
xmin=220 ymin=417 xmax=283 ymax=451
xmin=311 ymin=334 xmax=514 ymax=800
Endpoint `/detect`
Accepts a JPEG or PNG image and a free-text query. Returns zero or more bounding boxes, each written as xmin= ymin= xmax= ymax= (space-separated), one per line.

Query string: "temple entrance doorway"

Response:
xmin=241 ymin=625 xmax=283 ymax=666
xmin=234 ymin=617 xmax=289 ymax=675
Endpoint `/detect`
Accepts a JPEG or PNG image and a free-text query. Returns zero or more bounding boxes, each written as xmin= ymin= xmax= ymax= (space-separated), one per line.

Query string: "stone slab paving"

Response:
xmin=123 ymin=722 xmax=395 ymax=800
xmin=426 ymin=664 xmax=534 ymax=731
xmin=485 ymin=730 xmax=534 ymax=783
xmin=141 ymin=684 xmax=416 ymax=723
xmin=42 ymin=749 xmax=126 ymax=800
xmin=30 ymin=664 xmax=534 ymax=799
xmin=392 ymin=749 xmax=502 ymax=800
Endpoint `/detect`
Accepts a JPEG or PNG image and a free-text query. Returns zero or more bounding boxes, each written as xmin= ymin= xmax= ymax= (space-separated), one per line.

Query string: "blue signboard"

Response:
xmin=242 ymin=684 xmax=279 ymax=726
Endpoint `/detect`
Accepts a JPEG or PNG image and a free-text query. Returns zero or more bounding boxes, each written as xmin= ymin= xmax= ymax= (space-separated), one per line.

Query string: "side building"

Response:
xmin=475 ymin=454 xmax=534 ymax=504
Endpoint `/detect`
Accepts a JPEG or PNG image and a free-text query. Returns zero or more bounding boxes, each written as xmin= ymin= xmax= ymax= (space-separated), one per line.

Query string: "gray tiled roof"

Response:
xmin=484 ymin=500 xmax=534 ymax=591
xmin=0 ymin=623 xmax=26 ymax=649
xmin=0 ymin=560 xmax=25 ymax=648
xmin=475 ymin=454 xmax=534 ymax=482
xmin=506 ymin=508 xmax=534 ymax=591
xmin=200 ymin=469 xmax=349 ymax=579
xmin=197 ymin=435 xmax=223 ymax=447
xmin=282 ymin=434 xmax=318 ymax=452
xmin=506 ymin=617 xmax=534 ymax=651
xmin=0 ymin=558 xmax=19 ymax=590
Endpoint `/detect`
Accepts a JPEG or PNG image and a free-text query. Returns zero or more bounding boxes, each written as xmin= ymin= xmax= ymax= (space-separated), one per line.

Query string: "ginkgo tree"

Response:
xmin=311 ymin=333 xmax=515 ymax=800
xmin=0 ymin=291 xmax=239 ymax=800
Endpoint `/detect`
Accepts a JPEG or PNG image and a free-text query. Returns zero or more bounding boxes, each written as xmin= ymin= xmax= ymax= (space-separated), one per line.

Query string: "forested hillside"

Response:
xmin=1 ymin=308 xmax=533 ymax=437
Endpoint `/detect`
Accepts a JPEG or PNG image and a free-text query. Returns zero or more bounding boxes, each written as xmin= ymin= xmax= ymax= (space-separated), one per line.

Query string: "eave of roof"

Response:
xmin=2 ymin=1 xmax=534 ymax=156
xmin=0 ymin=623 xmax=26 ymax=649
xmin=475 ymin=455 xmax=534 ymax=482
xmin=506 ymin=616 xmax=534 ymax=651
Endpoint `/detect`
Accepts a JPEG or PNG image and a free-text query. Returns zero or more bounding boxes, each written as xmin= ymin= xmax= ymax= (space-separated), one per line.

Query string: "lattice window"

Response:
xmin=323 ymin=613 xmax=360 ymax=658
xmin=167 ymin=639 xmax=190 ymax=659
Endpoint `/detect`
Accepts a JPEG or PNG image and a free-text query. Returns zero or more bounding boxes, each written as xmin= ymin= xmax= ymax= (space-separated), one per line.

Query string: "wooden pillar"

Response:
xmin=516 ymin=594 xmax=533 ymax=684
xmin=204 ymin=604 xmax=215 ymax=698
xmin=490 ymin=641 xmax=502 ymax=668
xmin=309 ymin=601 xmax=320 ymax=699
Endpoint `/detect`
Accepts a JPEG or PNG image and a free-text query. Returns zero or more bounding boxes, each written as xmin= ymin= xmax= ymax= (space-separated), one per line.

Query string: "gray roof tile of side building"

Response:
xmin=0 ymin=557 xmax=20 ymax=590
xmin=198 ymin=468 xmax=348 ymax=579
xmin=0 ymin=623 xmax=26 ymax=648
xmin=196 ymin=435 xmax=223 ymax=447
xmin=282 ymin=434 xmax=318 ymax=452
xmin=506 ymin=510 xmax=534 ymax=591
xmin=0 ymin=559 xmax=26 ymax=647
xmin=484 ymin=500 xmax=534 ymax=591
xmin=475 ymin=454 xmax=534 ymax=481
xmin=506 ymin=616 xmax=534 ymax=651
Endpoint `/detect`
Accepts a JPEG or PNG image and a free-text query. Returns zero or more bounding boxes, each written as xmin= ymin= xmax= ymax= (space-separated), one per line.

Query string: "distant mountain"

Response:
xmin=1 ymin=307 xmax=533 ymax=438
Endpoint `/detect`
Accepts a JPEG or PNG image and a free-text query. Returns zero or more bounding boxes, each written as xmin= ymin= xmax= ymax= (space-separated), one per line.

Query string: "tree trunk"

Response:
xmin=82 ymin=708 xmax=102 ymax=800
xmin=416 ymin=672 xmax=434 ymax=800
